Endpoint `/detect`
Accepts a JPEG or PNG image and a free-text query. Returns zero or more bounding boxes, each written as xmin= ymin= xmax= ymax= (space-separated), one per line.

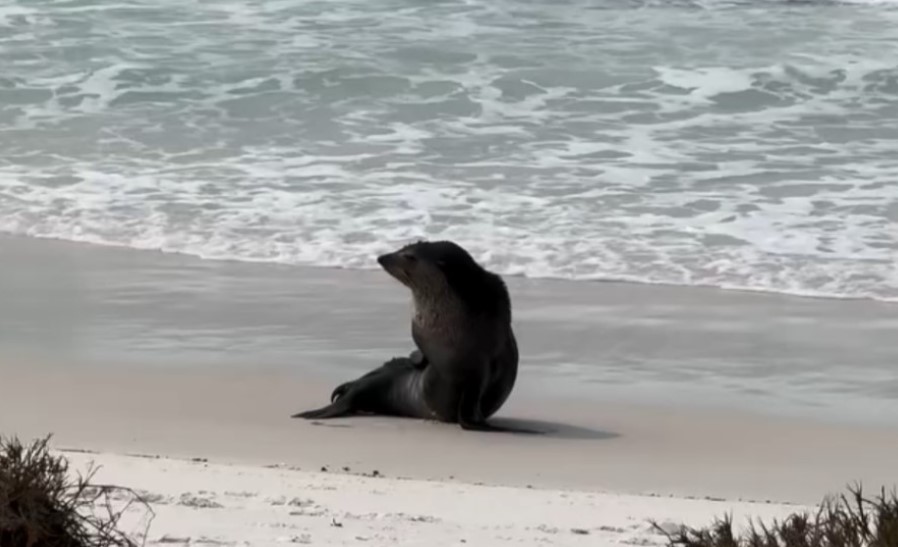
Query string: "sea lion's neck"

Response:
xmin=410 ymin=286 xmax=467 ymax=343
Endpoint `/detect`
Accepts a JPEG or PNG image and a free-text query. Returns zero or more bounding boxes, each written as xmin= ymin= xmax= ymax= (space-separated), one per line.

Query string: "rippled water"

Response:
xmin=1 ymin=0 xmax=897 ymax=301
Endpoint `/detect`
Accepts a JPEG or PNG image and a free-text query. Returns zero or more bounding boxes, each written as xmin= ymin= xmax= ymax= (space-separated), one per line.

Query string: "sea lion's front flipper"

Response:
xmin=409 ymin=349 xmax=428 ymax=369
xmin=455 ymin=378 xmax=542 ymax=435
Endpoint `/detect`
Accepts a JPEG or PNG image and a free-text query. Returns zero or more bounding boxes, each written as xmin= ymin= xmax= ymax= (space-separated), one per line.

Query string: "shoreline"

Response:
xmin=6 ymin=232 xmax=896 ymax=305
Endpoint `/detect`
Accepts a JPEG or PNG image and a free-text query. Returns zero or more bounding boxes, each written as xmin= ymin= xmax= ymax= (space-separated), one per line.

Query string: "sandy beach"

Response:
xmin=47 ymin=449 xmax=811 ymax=547
xmin=3 ymin=365 xmax=897 ymax=547
xmin=4 ymin=1 xmax=898 ymax=543
xmin=2 ymin=235 xmax=897 ymax=546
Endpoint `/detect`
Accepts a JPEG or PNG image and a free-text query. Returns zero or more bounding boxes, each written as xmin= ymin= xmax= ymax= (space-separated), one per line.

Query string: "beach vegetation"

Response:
xmin=655 ymin=483 xmax=898 ymax=547
xmin=0 ymin=435 xmax=153 ymax=547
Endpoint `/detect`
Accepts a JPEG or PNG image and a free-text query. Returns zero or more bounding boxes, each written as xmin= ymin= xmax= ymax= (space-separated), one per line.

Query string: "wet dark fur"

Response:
xmin=292 ymin=240 xmax=532 ymax=433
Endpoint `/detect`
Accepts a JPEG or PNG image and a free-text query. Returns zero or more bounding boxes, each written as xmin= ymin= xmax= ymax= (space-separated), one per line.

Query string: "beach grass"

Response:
xmin=656 ymin=484 xmax=898 ymax=547
xmin=0 ymin=435 xmax=153 ymax=547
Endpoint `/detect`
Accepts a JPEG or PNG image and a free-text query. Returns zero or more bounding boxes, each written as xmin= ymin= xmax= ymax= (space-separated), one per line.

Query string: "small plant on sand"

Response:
xmin=654 ymin=483 xmax=898 ymax=547
xmin=0 ymin=434 xmax=154 ymax=547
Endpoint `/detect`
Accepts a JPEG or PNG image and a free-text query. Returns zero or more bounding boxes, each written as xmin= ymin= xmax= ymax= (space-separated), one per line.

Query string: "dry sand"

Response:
xmin=56 ymin=448 xmax=808 ymax=547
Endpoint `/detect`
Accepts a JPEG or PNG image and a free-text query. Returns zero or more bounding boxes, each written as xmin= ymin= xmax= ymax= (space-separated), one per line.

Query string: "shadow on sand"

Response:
xmin=307 ymin=415 xmax=619 ymax=441
xmin=488 ymin=416 xmax=620 ymax=441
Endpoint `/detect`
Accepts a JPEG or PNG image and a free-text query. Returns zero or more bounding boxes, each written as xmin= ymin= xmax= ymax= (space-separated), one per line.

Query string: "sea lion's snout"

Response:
xmin=376 ymin=252 xmax=394 ymax=269
xmin=377 ymin=249 xmax=417 ymax=286
xmin=378 ymin=248 xmax=418 ymax=268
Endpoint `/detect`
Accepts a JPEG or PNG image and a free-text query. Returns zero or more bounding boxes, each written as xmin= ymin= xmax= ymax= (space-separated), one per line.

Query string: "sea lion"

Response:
xmin=292 ymin=240 xmax=530 ymax=433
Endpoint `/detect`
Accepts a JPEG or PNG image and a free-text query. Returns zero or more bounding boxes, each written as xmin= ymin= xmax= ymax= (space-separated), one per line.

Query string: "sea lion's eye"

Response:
xmin=400 ymin=252 xmax=416 ymax=261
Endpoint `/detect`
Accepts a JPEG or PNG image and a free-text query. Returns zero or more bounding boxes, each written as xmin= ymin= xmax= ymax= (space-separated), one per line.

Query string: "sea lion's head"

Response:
xmin=376 ymin=239 xmax=481 ymax=294
xmin=378 ymin=239 xmax=509 ymax=320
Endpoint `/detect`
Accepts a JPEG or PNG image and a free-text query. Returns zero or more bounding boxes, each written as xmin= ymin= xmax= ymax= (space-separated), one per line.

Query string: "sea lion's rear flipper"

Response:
xmin=329 ymin=354 xmax=418 ymax=401
xmin=330 ymin=381 xmax=353 ymax=403
xmin=293 ymin=355 xmax=427 ymax=421
xmin=291 ymin=396 xmax=354 ymax=420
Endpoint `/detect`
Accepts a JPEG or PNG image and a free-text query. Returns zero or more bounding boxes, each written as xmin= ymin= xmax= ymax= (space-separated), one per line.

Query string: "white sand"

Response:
xmin=60 ymin=448 xmax=806 ymax=547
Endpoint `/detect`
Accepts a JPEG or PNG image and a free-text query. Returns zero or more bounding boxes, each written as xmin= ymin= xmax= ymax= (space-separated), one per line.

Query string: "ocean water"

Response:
xmin=1 ymin=0 xmax=897 ymax=302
